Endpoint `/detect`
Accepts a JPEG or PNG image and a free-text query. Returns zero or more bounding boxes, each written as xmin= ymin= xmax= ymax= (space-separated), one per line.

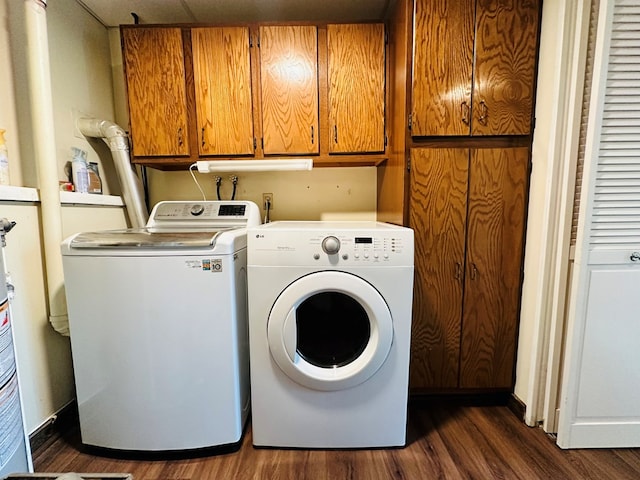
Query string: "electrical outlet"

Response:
xmin=263 ymin=193 xmax=274 ymax=210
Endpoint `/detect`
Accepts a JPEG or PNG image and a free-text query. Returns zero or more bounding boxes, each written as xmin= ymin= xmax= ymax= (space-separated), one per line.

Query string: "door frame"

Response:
xmin=517 ymin=0 xmax=592 ymax=430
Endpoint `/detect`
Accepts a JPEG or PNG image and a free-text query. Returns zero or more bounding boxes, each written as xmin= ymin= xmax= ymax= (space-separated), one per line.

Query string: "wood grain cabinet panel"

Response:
xmin=460 ymin=147 xmax=529 ymax=388
xmin=409 ymin=147 xmax=529 ymax=391
xmin=472 ymin=0 xmax=540 ymax=135
xmin=122 ymin=27 xmax=190 ymax=157
xmin=409 ymin=148 xmax=468 ymax=389
xmin=410 ymin=0 xmax=540 ymax=137
xmin=259 ymin=25 xmax=319 ymax=155
xmin=192 ymin=27 xmax=254 ymax=156
xmin=327 ymin=23 xmax=386 ymax=153
xmin=411 ymin=0 xmax=474 ymax=136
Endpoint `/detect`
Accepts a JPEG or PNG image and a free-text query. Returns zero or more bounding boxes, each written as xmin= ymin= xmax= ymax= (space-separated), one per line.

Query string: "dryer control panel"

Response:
xmin=248 ymin=221 xmax=414 ymax=267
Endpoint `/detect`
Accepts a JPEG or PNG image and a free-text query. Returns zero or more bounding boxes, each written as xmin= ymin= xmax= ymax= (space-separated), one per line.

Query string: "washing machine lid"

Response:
xmin=62 ymin=200 xmax=260 ymax=255
xmin=68 ymin=227 xmax=231 ymax=249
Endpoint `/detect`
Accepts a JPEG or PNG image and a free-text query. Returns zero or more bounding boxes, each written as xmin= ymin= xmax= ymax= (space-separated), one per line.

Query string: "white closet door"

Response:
xmin=557 ymin=0 xmax=640 ymax=448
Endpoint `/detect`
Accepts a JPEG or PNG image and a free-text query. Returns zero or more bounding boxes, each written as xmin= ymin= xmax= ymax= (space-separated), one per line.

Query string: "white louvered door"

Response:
xmin=557 ymin=0 xmax=640 ymax=448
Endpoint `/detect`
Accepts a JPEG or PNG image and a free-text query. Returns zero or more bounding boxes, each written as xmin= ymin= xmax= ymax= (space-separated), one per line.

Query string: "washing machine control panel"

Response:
xmin=248 ymin=223 xmax=414 ymax=267
xmin=146 ymin=200 xmax=261 ymax=229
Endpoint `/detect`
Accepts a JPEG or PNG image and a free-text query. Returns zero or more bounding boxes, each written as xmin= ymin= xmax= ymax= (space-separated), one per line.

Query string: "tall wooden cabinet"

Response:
xmin=390 ymin=0 xmax=541 ymax=393
xmin=410 ymin=0 xmax=540 ymax=137
xmin=409 ymin=147 xmax=529 ymax=390
xmin=122 ymin=27 xmax=190 ymax=157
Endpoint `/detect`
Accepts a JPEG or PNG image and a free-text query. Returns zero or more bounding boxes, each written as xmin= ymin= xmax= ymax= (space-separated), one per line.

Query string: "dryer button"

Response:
xmin=321 ymin=236 xmax=341 ymax=255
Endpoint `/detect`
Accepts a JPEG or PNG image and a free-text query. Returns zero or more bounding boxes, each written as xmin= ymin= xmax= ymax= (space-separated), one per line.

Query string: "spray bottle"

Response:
xmin=71 ymin=147 xmax=89 ymax=193
xmin=0 ymin=129 xmax=11 ymax=185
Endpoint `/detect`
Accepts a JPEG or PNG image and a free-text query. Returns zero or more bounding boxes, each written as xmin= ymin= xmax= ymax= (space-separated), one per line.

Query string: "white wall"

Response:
xmin=1 ymin=0 xmax=128 ymax=433
xmin=147 ymin=168 xmax=377 ymax=221
xmin=0 ymin=1 xmax=23 ymax=186
xmin=514 ymin=0 xmax=563 ymax=405
xmin=4 ymin=200 xmax=126 ymax=434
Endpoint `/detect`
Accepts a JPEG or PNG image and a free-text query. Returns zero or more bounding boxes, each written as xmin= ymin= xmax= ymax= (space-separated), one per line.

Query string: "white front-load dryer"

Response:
xmin=247 ymin=221 xmax=414 ymax=448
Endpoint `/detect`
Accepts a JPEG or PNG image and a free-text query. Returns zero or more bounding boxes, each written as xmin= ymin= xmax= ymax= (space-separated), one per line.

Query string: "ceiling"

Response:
xmin=76 ymin=0 xmax=395 ymax=27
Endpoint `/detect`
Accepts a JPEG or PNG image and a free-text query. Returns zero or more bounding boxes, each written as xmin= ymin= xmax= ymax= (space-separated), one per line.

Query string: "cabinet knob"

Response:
xmin=201 ymin=127 xmax=205 ymax=148
xmin=177 ymin=128 xmax=184 ymax=146
xmin=311 ymin=125 xmax=315 ymax=144
xmin=333 ymin=125 xmax=338 ymax=144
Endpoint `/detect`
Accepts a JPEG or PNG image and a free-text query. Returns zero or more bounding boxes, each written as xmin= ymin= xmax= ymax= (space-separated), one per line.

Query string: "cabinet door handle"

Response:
xmin=333 ymin=125 xmax=338 ymax=144
xmin=454 ymin=262 xmax=462 ymax=280
xmin=477 ymin=100 xmax=488 ymax=125
xmin=311 ymin=125 xmax=314 ymax=144
xmin=201 ymin=128 xmax=205 ymax=148
xmin=178 ymin=128 xmax=184 ymax=147
xmin=461 ymin=101 xmax=470 ymax=125
xmin=470 ymin=263 xmax=478 ymax=280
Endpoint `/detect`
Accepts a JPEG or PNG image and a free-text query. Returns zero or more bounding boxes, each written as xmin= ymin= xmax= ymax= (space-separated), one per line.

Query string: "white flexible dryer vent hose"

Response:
xmin=76 ymin=118 xmax=149 ymax=228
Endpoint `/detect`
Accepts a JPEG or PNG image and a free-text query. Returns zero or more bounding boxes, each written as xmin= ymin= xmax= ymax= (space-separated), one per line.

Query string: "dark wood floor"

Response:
xmin=32 ymin=398 xmax=640 ymax=480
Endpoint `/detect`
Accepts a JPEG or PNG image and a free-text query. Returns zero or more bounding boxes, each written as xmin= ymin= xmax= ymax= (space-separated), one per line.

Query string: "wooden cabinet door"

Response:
xmin=409 ymin=148 xmax=469 ymax=389
xmin=259 ymin=26 xmax=319 ymax=155
xmin=192 ymin=27 xmax=254 ymax=156
xmin=472 ymin=0 xmax=540 ymax=135
xmin=459 ymin=147 xmax=529 ymax=388
xmin=122 ymin=28 xmax=189 ymax=157
xmin=410 ymin=0 xmax=539 ymax=137
xmin=327 ymin=24 xmax=386 ymax=153
xmin=411 ymin=0 xmax=474 ymax=136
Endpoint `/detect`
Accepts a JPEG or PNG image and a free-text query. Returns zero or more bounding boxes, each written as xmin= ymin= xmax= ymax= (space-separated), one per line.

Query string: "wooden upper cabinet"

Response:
xmin=411 ymin=0 xmax=474 ymax=136
xmin=191 ymin=27 xmax=254 ymax=156
xmin=472 ymin=0 xmax=540 ymax=136
xmin=327 ymin=24 xmax=386 ymax=153
xmin=122 ymin=27 xmax=190 ymax=157
xmin=411 ymin=0 xmax=540 ymax=137
xmin=259 ymin=26 xmax=319 ymax=155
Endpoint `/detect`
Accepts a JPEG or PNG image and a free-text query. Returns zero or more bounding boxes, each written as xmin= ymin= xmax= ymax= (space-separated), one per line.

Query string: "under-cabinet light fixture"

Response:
xmin=196 ymin=159 xmax=313 ymax=173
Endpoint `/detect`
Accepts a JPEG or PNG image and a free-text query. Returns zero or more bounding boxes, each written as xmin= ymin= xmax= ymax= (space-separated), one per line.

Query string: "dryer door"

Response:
xmin=267 ymin=271 xmax=393 ymax=391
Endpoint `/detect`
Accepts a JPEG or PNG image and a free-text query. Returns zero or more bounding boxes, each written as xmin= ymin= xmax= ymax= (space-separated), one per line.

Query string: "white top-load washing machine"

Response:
xmin=247 ymin=221 xmax=414 ymax=448
xmin=61 ymin=200 xmax=259 ymax=452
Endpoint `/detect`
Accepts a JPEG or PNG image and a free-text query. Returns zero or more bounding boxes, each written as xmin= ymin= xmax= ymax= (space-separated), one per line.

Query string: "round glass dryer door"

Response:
xmin=267 ymin=271 xmax=393 ymax=391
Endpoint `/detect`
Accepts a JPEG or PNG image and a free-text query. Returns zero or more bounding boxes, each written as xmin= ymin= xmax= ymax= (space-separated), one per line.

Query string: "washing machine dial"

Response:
xmin=321 ymin=236 xmax=341 ymax=255
xmin=190 ymin=204 xmax=205 ymax=216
